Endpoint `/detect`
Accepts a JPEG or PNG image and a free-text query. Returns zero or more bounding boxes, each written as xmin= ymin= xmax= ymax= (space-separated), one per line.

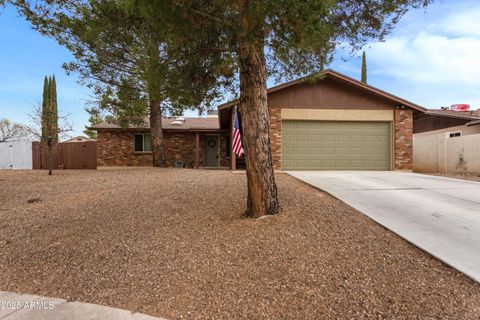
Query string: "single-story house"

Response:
xmin=90 ymin=69 xmax=425 ymax=171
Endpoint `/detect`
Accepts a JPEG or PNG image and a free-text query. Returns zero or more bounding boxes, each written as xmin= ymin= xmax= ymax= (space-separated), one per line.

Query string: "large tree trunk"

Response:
xmin=149 ymin=99 xmax=167 ymax=167
xmin=238 ymin=43 xmax=280 ymax=217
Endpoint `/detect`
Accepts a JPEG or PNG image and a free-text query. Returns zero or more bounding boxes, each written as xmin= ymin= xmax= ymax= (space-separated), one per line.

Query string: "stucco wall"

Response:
xmin=414 ymin=132 xmax=480 ymax=173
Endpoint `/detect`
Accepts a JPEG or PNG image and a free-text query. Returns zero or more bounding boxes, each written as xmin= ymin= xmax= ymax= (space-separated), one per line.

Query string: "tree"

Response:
xmin=361 ymin=51 xmax=368 ymax=84
xmin=50 ymin=74 xmax=59 ymax=142
xmin=0 ymin=118 xmax=27 ymax=142
xmin=14 ymin=0 xmax=227 ymax=167
xmin=40 ymin=75 xmax=58 ymax=142
xmin=151 ymin=0 xmax=431 ymax=217
xmin=27 ymin=76 xmax=72 ymax=175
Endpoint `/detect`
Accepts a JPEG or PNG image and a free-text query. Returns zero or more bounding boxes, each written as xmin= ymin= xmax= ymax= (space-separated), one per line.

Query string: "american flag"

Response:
xmin=232 ymin=108 xmax=244 ymax=156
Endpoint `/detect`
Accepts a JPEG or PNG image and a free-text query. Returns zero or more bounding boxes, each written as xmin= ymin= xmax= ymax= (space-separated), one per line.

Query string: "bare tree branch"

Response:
xmin=0 ymin=118 xmax=28 ymax=142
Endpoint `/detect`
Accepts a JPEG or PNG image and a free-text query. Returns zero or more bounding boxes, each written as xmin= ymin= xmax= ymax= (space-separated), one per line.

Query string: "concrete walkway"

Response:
xmin=0 ymin=291 xmax=165 ymax=320
xmin=288 ymin=171 xmax=480 ymax=283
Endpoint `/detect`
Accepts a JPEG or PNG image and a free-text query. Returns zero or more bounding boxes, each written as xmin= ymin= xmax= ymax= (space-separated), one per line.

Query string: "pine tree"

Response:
xmin=50 ymin=74 xmax=59 ymax=142
xmin=361 ymin=51 xmax=367 ymax=84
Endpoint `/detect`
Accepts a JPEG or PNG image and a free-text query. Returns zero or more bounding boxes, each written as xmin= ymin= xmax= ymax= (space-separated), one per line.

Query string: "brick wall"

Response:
xmin=97 ymin=130 xmax=152 ymax=166
xmin=218 ymin=134 xmax=231 ymax=167
xmin=269 ymin=106 xmax=282 ymax=170
xmin=394 ymin=109 xmax=413 ymax=170
xmin=97 ymin=130 xmax=229 ymax=168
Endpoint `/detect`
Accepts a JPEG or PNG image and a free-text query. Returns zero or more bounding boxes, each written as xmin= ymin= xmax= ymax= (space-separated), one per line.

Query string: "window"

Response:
xmin=134 ymin=133 xmax=152 ymax=152
xmin=449 ymin=131 xmax=462 ymax=138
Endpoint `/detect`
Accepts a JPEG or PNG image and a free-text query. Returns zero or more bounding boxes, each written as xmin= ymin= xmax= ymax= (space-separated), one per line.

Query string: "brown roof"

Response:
xmin=425 ymin=109 xmax=480 ymax=120
xmin=90 ymin=117 xmax=220 ymax=131
xmin=467 ymin=119 xmax=480 ymax=126
xmin=217 ymin=69 xmax=427 ymax=112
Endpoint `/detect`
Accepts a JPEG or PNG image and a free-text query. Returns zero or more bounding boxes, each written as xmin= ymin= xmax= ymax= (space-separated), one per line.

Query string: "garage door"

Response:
xmin=282 ymin=121 xmax=391 ymax=170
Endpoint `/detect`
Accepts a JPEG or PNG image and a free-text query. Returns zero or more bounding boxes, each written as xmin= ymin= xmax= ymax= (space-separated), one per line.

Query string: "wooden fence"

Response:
xmin=32 ymin=141 xmax=97 ymax=170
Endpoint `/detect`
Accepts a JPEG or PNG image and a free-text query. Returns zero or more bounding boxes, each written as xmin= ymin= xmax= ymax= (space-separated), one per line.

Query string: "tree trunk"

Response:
xmin=47 ymin=141 xmax=53 ymax=175
xmin=238 ymin=43 xmax=280 ymax=217
xmin=150 ymin=99 xmax=167 ymax=167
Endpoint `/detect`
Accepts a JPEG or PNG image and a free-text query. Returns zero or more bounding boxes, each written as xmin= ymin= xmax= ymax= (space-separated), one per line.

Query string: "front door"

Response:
xmin=205 ymin=135 xmax=219 ymax=167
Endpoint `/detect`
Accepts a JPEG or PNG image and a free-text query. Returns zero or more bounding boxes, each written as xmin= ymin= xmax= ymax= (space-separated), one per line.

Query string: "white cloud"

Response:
xmin=352 ymin=3 xmax=480 ymax=108
xmin=368 ymin=32 xmax=480 ymax=86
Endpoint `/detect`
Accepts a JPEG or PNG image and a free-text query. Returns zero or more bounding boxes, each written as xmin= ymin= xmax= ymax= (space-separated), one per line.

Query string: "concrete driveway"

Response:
xmin=288 ymin=171 xmax=480 ymax=283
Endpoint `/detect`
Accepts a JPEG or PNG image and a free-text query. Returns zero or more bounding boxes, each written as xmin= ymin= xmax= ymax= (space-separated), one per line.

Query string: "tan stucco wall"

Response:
xmin=414 ymin=132 xmax=480 ymax=173
xmin=281 ymin=109 xmax=394 ymax=121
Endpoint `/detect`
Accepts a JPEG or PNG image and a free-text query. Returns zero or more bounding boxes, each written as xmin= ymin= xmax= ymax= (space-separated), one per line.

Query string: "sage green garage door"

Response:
xmin=282 ymin=121 xmax=391 ymax=170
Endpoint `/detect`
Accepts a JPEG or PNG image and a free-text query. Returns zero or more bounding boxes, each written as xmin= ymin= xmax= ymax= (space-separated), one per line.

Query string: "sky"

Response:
xmin=1 ymin=0 xmax=480 ymax=137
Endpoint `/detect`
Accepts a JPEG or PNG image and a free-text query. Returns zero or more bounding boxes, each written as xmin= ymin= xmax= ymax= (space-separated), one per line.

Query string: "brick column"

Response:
xmin=394 ymin=109 xmax=413 ymax=170
xmin=269 ymin=107 xmax=282 ymax=170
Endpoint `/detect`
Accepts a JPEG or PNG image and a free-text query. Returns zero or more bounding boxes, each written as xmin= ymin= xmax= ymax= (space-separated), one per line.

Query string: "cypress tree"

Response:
xmin=50 ymin=74 xmax=58 ymax=142
xmin=361 ymin=51 xmax=367 ymax=84
xmin=41 ymin=76 xmax=49 ymax=141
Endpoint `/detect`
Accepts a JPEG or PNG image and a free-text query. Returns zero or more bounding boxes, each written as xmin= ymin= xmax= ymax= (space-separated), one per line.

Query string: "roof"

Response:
xmin=424 ymin=109 xmax=480 ymax=121
xmin=89 ymin=117 xmax=220 ymax=131
xmin=217 ymin=69 xmax=427 ymax=112
xmin=467 ymin=119 xmax=480 ymax=126
xmin=63 ymin=136 xmax=95 ymax=142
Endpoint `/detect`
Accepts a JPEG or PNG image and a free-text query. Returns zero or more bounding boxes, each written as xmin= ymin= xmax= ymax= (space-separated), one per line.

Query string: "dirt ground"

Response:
xmin=0 ymin=168 xmax=479 ymax=319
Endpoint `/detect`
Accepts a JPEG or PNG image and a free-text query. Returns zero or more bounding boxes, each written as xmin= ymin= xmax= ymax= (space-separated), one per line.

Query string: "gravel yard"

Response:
xmin=1 ymin=168 xmax=479 ymax=319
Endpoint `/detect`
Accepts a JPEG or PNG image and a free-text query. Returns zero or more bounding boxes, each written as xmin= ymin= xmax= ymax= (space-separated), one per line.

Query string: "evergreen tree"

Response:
xmin=361 ymin=51 xmax=368 ymax=84
xmin=149 ymin=0 xmax=432 ymax=217
xmin=50 ymin=74 xmax=59 ymax=142
xmin=16 ymin=0 xmax=225 ymax=167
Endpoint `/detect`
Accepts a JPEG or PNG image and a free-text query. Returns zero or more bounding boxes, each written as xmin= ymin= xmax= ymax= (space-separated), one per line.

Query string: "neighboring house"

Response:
xmin=90 ymin=69 xmax=425 ymax=171
xmin=414 ymin=109 xmax=480 ymax=135
xmin=413 ymin=110 xmax=480 ymax=173
xmin=64 ymin=136 xmax=96 ymax=143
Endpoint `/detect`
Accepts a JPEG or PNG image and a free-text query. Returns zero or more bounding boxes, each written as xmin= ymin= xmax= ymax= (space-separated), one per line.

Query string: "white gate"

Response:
xmin=0 ymin=141 xmax=33 ymax=169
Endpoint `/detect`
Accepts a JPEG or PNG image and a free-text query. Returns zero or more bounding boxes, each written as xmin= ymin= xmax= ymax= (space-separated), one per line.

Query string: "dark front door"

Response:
xmin=205 ymin=135 xmax=219 ymax=167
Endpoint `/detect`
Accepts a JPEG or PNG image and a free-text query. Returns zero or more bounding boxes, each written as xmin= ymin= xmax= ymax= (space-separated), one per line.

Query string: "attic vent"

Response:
xmin=171 ymin=117 xmax=186 ymax=125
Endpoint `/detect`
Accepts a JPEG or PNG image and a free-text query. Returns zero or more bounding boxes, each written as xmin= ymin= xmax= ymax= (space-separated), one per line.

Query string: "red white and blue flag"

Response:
xmin=232 ymin=108 xmax=244 ymax=157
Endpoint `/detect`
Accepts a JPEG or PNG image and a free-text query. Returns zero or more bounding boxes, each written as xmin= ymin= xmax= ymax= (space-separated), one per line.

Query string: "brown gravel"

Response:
xmin=1 ymin=168 xmax=479 ymax=319
xmin=424 ymin=172 xmax=480 ymax=183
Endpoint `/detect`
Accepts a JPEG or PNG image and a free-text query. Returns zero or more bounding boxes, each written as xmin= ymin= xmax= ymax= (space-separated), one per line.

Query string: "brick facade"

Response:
xmin=97 ymin=130 xmax=229 ymax=168
xmin=394 ymin=109 xmax=413 ymax=170
xmin=268 ymin=106 xmax=282 ymax=170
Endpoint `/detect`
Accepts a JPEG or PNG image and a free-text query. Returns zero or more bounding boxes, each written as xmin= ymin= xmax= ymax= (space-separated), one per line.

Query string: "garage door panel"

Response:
xmin=282 ymin=120 xmax=391 ymax=170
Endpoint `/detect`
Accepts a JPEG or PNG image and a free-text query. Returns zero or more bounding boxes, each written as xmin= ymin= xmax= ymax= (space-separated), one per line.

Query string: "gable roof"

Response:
xmin=217 ymin=69 xmax=426 ymax=112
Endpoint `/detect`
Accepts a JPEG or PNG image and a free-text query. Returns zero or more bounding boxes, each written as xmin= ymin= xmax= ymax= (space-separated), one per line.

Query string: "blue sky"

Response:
xmin=1 ymin=0 xmax=480 ymax=137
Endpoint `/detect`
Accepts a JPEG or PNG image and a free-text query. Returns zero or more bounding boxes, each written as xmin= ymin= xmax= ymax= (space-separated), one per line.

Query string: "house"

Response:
xmin=414 ymin=109 xmax=480 ymax=137
xmin=90 ymin=69 xmax=425 ymax=171
xmin=64 ymin=136 xmax=96 ymax=143
xmin=413 ymin=109 xmax=480 ymax=173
